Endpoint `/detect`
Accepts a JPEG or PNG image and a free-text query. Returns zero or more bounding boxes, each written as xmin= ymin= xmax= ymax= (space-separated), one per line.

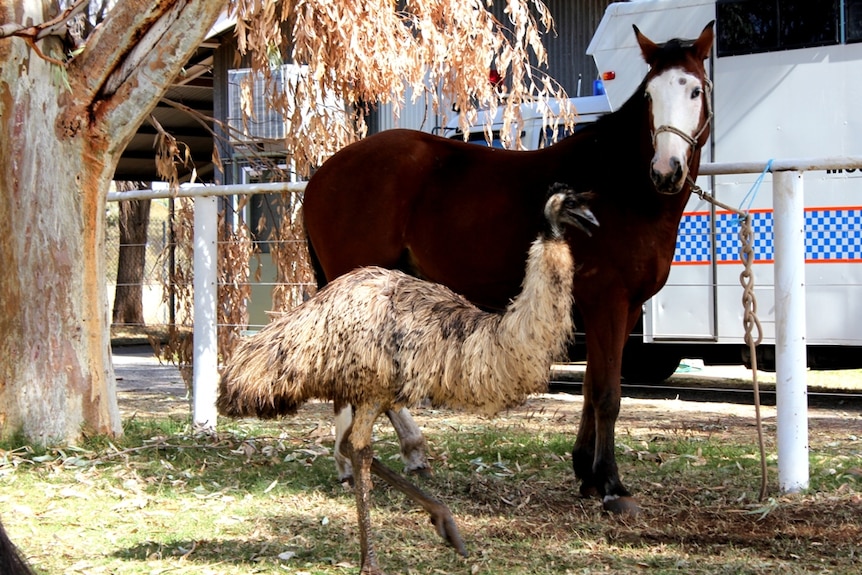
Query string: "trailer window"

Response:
xmin=717 ymin=0 xmax=840 ymax=56
xmin=848 ymin=0 xmax=862 ymax=43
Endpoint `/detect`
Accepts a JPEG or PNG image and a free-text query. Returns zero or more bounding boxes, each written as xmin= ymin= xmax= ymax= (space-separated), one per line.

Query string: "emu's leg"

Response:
xmin=369 ymin=457 xmax=467 ymax=557
xmin=349 ymin=406 xmax=384 ymax=575
xmin=353 ymin=443 xmax=383 ymax=574
xmin=386 ymin=408 xmax=431 ymax=477
xmin=339 ymin=412 xmax=467 ymax=559
xmin=336 ymin=407 xmax=431 ymax=483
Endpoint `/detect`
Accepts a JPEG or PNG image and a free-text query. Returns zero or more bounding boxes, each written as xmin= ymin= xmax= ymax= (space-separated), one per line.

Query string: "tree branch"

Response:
xmin=65 ymin=0 xmax=223 ymax=153
xmin=101 ymin=1 xmax=187 ymax=97
xmin=0 ymin=0 xmax=88 ymax=65
xmin=0 ymin=0 xmax=87 ymax=41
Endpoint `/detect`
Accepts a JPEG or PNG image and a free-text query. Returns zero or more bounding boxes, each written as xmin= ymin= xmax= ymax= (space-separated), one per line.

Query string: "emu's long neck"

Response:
xmin=447 ymin=236 xmax=575 ymax=413
xmin=499 ymin=237 xmax=575 ymax=352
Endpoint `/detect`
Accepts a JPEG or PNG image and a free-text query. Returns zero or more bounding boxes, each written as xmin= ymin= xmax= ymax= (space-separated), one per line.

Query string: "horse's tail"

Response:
xmin=304 ymin=230 xmax=329 ymax=290
xmin=0 ymin=518 xmax=35 ymax=575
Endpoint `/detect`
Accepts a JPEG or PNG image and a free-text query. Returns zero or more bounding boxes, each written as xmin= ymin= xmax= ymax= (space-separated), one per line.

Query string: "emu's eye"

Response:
xmin=691 ymin=87 xmax=702 ymax=99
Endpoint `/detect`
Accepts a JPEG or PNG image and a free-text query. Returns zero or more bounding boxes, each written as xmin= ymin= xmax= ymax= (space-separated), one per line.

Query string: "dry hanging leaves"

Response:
xmin=160 ymin=0 xmax=570 ymax=378
xmin=230 ymin=0 xmax=572 ymax=174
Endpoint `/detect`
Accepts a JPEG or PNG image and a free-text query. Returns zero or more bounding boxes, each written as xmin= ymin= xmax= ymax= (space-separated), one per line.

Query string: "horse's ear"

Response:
xmin=633 ymin=24 xmax=659 ymax=65
xmin=693 ymin=20 xmax=715 ymax=60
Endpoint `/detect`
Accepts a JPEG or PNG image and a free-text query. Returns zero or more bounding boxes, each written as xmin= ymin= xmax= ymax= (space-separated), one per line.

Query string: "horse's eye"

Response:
xmin=691 ymin=87 xmax=702 ymax=99
xmin=644 ymin=91 xmax=652 ymax=101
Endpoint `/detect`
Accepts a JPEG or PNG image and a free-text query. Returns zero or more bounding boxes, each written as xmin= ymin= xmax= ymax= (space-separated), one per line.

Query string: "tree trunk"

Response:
xmin=113 ymin=185 xmax=151 ymax=326
xmin=0 ymin=1 xmax=223 ymax=444
xmin=0 ymin=42 xmax=116 ymax=443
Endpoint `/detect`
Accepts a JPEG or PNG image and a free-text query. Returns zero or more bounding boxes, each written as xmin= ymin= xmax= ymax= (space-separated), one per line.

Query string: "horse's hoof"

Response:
xmin=602 ymin=495 xmax=641 ymax=516
xmin=579 ymin=484 xmax=601 ymax=499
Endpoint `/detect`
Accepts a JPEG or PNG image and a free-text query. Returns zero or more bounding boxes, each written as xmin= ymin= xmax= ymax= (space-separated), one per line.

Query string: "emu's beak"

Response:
xmin=565 ymin=205 xmax=599 ymax=237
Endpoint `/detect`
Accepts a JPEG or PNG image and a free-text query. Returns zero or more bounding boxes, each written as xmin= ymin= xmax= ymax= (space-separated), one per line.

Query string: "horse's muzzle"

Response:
xmin=650 ymin=156 xmax=686 ymax=195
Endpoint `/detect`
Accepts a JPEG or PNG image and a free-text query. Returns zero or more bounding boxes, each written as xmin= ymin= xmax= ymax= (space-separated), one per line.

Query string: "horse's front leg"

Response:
xmin=334 ymin=406 xmax=431 ymax=482
xmin=572 ymin=304 xmax=641 ymax=515
xmin=571 ymin=361 xmax=598 ymax=498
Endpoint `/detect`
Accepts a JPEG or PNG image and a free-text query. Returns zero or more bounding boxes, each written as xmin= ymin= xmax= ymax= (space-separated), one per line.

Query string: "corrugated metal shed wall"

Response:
xmin=486 ymin=0 xmax=614 ymax=96
xmin=540 ymin=0 xmax=615 ymax=97
xmin=367 ymin=0 xmax=615 ymax=133
xmin=367 ymin=80 xmax=443 ymax=133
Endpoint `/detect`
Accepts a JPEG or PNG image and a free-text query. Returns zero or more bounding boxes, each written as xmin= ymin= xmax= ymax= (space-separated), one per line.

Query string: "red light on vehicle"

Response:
xmin=602 ymin=71 xmax=616 ymax=81
xmin=489 ymin=69 xmax=503 ymax=87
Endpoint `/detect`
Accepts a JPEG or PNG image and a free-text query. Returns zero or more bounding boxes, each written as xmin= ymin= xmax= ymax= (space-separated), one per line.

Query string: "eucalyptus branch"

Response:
xmin=149 ymin=114 xmax=195 ymax=190
xmin=0 ymin=0 xmax=88 ymax=64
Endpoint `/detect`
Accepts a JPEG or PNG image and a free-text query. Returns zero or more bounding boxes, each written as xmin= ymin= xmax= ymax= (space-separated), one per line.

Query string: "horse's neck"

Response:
xmin=563 ymin=92 xmax=652 ymax=170
xmin=605 ymin=90 xmax=652 ymax=155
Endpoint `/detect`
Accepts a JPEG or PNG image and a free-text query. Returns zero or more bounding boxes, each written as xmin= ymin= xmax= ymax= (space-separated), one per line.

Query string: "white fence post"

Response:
xmin=193 ymin=195 xmax=219 ymax=431
xmin=772 ymin=170 xmax=809 ymax=493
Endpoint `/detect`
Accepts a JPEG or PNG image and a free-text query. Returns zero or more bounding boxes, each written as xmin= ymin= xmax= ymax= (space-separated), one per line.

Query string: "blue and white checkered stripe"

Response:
xmin=806 ymin=208 xmax=862 ymax=261
xmin=674 ymin=208 xmax=862 ymax=264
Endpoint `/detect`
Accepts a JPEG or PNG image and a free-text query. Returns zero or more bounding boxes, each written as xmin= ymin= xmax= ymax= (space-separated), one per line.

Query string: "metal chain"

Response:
xmin=690 ymin=182 xmax=769 ymax=500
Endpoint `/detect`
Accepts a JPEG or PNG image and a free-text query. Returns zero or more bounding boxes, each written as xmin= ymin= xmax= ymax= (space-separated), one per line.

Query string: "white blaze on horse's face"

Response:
xmin=645 ymin=67 xmax=705 ymax=194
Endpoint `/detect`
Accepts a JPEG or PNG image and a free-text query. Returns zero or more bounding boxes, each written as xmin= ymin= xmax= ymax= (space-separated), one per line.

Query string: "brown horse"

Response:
xmin=303 ymin=22 xmax=714 ymax=514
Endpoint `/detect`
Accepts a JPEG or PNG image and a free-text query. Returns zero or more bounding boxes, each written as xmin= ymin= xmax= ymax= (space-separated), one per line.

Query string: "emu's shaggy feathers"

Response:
xmin=218 ymin=237 xmax=574 ymax=419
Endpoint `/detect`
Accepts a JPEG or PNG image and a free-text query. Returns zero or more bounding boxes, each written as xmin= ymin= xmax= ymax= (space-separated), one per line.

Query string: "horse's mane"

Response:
xmin=581 ymin=35 xmax=705 ymax=139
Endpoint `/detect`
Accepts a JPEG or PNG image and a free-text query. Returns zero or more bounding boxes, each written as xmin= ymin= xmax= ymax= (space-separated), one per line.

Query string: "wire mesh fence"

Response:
xmin=105 ymin=191 xmax=316 ymax=337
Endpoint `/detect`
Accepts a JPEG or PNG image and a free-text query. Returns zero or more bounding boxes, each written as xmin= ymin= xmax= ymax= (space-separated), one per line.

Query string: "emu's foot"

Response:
xmin=429 ymin=510 xmax=468 ymax=557
xmin=360 ymin=563 xmax=385 ymax=575
xmin=602 ymin=495 xmax=641 ymax=516
xmin=408 ymin=464 xmax=432 ymax=479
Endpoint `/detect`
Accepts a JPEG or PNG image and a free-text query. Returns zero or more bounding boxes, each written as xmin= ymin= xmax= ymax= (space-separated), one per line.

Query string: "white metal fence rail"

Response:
xmin=697 ymin=157 xmax=862 ymax=493
xmin=108 ymin=182 xmax=309 ymax=431
xmin=108 ymin=156 xmax=862 ymax=494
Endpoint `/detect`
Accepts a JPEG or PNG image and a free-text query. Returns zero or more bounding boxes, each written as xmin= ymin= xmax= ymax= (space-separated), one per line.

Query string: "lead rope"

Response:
xmin=689 ymin=182 xmax=770 ymax=501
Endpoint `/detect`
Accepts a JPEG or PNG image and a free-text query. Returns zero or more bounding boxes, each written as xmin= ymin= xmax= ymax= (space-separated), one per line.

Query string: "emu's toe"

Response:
xmin=430 ymin=511 xmax=468 ymax=557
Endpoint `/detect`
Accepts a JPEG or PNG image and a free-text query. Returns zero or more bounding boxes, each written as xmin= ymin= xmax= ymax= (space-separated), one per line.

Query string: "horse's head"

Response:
xmin=635 ymin=21 xmax=714 ymax=195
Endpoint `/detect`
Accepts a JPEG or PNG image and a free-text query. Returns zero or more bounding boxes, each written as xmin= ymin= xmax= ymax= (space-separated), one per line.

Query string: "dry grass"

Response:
xmin=2 ymin=383 xmax=860 ymax=574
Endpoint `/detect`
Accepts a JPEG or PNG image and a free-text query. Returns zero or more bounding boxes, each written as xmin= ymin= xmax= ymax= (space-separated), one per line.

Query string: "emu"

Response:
xmin=218 ymin=184 xmax=597 ymax=575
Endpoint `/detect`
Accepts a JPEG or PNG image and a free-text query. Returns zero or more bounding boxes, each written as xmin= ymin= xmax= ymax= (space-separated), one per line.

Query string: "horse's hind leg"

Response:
xmin=386 ymin=408 xmax=431 ymax=477
xmin=572 ymin=366 xmax=599 ymax=498
xmin=334 ymin=406 xmax=431 ymax=482
xmin=334 ymin=406 xmax=355 ymax=482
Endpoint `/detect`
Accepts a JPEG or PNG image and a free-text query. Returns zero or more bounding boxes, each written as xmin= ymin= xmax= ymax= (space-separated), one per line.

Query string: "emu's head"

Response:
xmin=544 ymin=183 xmax=599 ymax=239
